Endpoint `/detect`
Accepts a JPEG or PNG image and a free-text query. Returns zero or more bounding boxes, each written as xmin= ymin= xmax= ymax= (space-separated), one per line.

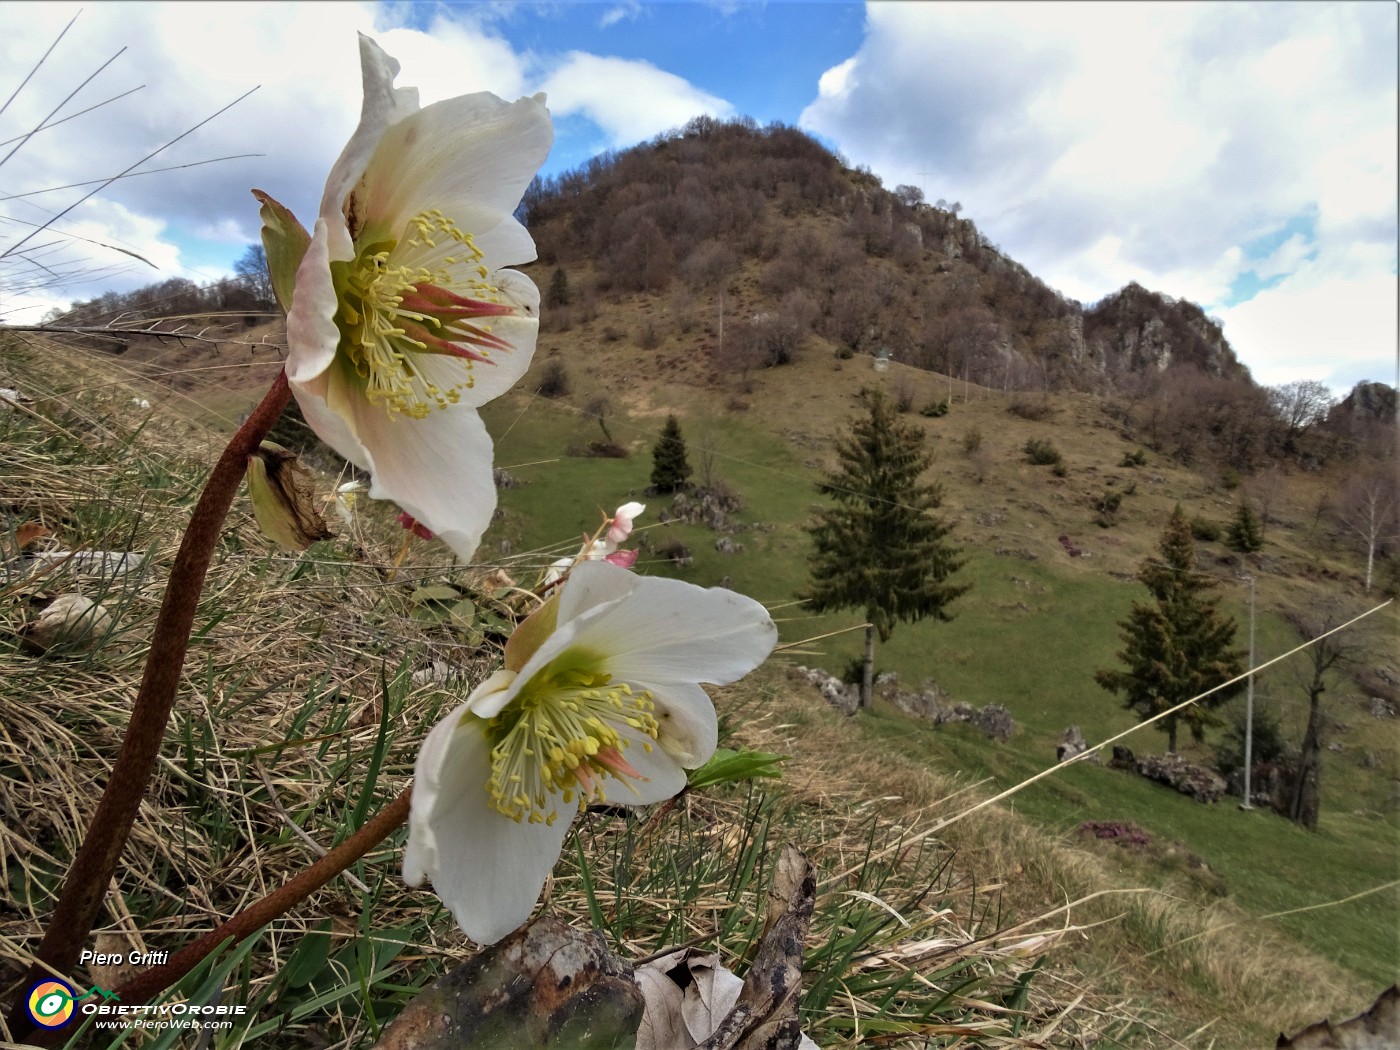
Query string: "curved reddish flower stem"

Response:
xmin=8 ymin=372 xmax=292 ymax=1038
xmin=112 ymin=786 xmax=411 ymax=1008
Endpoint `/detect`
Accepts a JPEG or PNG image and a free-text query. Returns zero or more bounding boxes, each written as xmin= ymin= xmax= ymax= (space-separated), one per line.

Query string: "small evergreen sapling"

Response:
xmin=1228 ymin=503 xmax=1264 ymax=552
xmin=650 ymin=414 xmax=692 ymax=494
xmin=1095 ymin=506 xmax=1245 ymax=752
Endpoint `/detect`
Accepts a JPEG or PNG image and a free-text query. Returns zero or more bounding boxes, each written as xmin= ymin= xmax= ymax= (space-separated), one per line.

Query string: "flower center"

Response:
xmin=484 ymin=667 xmax=661 ymax=825
xmin=332 ymin=209 xmax=517 ymax=419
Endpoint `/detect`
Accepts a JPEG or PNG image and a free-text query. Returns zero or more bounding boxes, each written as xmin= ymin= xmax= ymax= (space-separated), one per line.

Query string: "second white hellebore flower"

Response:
xmin=283 ymin=35 xmax=552 ymax=562
xmin=404 ymin=560 xmax=777 ymax=944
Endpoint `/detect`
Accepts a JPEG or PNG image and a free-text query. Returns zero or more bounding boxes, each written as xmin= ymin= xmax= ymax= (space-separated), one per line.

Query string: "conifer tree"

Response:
xmin=1227 ymin=502 xmax=1263 ymax=552
xmin=546 ymin=266 xmax=571 ymax=308
xmin=1095 ymin=506 xmax=1245 ymax=752
xmin=650 ymin=414 xmax=692 ymax=494
xmin=802 ymin=389 xmax=967 ymax=708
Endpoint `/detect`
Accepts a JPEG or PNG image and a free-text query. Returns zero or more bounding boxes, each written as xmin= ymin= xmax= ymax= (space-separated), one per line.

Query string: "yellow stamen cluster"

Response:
xmin=484 ymin=668 xmax=660 ymax=825
xmin=334 ymin=209 xmax=504 ymax=418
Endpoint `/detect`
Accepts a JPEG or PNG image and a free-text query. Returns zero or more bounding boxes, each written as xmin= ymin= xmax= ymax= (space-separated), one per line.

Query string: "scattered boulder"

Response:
xmin=1132 ymin=752 xmax=1228 ymax=804
xmin=714 ymin=536 xmax=744 ymax=555
xmin=492 ymin=468 xmax=525 ymax=489
xmin=1275 ymin=983 xmax=1399 ymax=1049
xmin=792 ymin=666 xmax=857 ymax=715
xmin=889 ymin=681 xmax=1016 ymax=741
xmin=1057 ymin=725 xmax=1100 ymax=763
xmin=669 ymin=486 xmax=743 ymax=532
xmin=657 ymin=540 xmax=693 ymax=568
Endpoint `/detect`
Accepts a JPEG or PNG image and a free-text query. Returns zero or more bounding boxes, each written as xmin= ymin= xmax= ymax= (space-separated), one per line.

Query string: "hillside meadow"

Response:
xmin=2 ymin=325 xmax=1394 ymax=1047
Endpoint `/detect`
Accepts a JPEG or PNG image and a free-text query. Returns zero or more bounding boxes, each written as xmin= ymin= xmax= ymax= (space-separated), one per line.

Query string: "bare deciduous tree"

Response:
xmin=1335 ymin=469 xmax=1397 ymax=592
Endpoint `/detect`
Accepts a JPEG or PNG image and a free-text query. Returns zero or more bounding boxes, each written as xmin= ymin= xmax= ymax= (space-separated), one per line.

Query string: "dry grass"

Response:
xmin=730 ymin=669 xmax=1372 ymax=1047
xmin=1 ymin=332 xmax=1128 ymax=1048
xmin=4 ymin=321 xmax=1389 ymax=1049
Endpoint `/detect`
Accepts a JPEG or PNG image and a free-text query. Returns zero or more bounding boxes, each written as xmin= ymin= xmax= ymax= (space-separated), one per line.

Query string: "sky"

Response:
xmin=0 ymin=0 xmax=1394 ymax=394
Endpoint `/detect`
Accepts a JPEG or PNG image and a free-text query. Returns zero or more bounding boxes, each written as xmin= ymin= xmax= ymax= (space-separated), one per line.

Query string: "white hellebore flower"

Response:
xmin=285 ymin=34 xmax=552 ymax=562
xmin=405 ymin=560 xmax=777 ymax=944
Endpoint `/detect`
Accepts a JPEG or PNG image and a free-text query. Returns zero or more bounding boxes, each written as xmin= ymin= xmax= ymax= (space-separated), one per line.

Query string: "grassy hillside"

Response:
xmin=473 ymin=351 xmax=1400 ymax=1001
xmin=3 ymin=315 xmax=1394 ymax=1048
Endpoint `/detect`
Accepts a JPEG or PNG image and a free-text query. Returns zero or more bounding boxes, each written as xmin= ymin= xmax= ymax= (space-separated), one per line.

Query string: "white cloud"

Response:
xmin=1216 ymin=246 xmax=1398 ymax=390
xmin=538 ymin=53 xmax=733 ymax=147
xmin=799 ymin=1 xmax=1397 ymax=387
xmin=0 ymin=0 xmax=731 ymax=318
xmin=599 ymin=2 xmax=644 ymax=30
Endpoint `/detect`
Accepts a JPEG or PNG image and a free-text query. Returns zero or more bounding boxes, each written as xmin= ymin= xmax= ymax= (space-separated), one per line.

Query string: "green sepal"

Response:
xmin=252 ymin=188 xmax=311 ymax=315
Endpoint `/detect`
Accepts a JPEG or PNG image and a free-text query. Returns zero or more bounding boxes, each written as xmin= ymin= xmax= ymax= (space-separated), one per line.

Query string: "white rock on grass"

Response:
xmin=26 ymin=594 xmax=112 ymax=653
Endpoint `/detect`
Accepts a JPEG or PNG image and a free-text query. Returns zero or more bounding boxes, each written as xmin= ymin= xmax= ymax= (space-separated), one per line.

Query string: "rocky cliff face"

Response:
xmin=1331 ymin=380 xmax=1397 ymax=425
xmin=1083 ymin=282 xmax=1245 ymax=380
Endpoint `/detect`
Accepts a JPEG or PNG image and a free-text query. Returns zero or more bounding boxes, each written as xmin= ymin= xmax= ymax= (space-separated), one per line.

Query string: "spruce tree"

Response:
xmin=1227 ymin=502 xmax=1263 ymax=552
xmin=650 ymin=415 xmax=692 ymax=494
xmin=1095 ymin=506 xmax=1245 ymax=752
xmin=546 ymin=266 xmax=571 ymax=308
xmin=802 ymin=389 xmax=968 ymax=708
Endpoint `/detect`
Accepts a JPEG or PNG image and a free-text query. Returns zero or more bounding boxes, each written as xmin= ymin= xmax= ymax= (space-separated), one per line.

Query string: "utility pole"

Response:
xmin=1240 ymin=574 xmax=1256 ymax=811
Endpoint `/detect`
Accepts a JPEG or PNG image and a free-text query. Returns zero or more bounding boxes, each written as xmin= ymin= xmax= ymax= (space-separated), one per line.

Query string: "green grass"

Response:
xmin=483 ymin=393 xmax=1400 ymax=1003
xmin=7 ymin=332 xmax=1395 ymax=1048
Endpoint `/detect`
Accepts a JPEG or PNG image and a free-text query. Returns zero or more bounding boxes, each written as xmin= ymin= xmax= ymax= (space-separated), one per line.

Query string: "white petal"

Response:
xmin=620 ymin=677 xmax=719 ymax=770
xmin=405 ymin=705 xmax=572 ymax=945
xmin=405 ymin=270 xmax=540 ymax=408
xmin=357 ymin=92 xmax=552 ymax=263
xmin=607 ymin=723 xmax=688 ymax=805
xmin=319 ymin=34 xmax=420 ymax=259
xmin=463 ymin=667 xmax=517 ymax=720
xmin=285 ymin=220 xmax=341 ymax=384
xmin=555 ymin=559 xmax=641 ymax=629
xmin=567 ymin=563 xmax=778 ymax=686
xmin=403 ymin=700 xmax=471 ymax=887
xmin=346 ymin=398 xmax=498 ymax=563
xmin=289 ymin=369 xmax=372 ymax=471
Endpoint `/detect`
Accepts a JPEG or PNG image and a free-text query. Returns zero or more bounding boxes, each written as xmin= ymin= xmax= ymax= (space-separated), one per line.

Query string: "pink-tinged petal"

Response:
xmin=357 ymin=91 xmax=552 ymax=261
xmin=285 ymin=220 xmax=341 ymax=384
xmin=603 ymin=549 xmax=638 ymax=569
xmin=319 ymin=34 xmax=420 ymax=259
xmin=405 ymin=705 xmax=571 ymax=945
xmin=605 ymin=501 xmax=646 ymax=546
xmin=343 ymin=391 xmax=499 ymax=563
xmin=564 ymin=562 xmax=777 ymax=687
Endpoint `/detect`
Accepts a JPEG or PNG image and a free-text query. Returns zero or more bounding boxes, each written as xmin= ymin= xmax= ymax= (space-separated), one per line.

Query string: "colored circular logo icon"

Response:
xmin=27 ymin=979 xmax=77 ymax=1028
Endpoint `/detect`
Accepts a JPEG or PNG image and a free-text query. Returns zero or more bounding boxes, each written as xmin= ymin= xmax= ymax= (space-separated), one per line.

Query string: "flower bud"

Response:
xmin=246 ymin=441 xmax=333 ymax=551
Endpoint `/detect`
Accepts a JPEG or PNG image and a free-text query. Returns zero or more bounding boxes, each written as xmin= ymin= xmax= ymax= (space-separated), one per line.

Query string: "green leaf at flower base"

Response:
xmin=410 ymin=585 xmax=465 ymax=606
xmin=281 ymin=919 xmax=334 ymax=989
xmin=252 ymin=188 xmax=311 ymax=315
xmin=686 ymin=746 xmax=787 ymax=790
